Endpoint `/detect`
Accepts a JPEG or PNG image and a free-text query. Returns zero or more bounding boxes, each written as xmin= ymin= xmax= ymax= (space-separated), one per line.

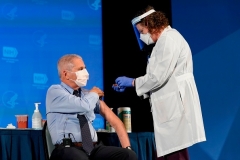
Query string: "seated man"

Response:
xmin=46 ymin=54 xmax=137 ymax=160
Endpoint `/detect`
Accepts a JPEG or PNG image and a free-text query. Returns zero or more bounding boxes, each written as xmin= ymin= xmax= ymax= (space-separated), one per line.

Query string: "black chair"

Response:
xmin=42 ymin=121 xmax=55 ymax=160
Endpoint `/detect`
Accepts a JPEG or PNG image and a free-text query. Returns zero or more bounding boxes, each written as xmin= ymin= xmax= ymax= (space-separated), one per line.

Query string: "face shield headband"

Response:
xmin=131 ymin=9 xmax=156 ymax=50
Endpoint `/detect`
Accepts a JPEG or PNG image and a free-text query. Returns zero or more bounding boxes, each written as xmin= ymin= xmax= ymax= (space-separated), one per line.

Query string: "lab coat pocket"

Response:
xmin=152 ymin=91 xmax=183 ymax=124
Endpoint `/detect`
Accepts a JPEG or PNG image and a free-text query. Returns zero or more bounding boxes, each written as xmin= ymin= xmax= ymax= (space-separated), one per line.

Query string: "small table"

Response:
xmin=0 ymin=128 xmax=45 ymax=160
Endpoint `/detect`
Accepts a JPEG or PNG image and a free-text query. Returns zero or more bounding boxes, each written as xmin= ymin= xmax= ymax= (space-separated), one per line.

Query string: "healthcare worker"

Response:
xmin=112 ymin=5 xmax=206 ymax=160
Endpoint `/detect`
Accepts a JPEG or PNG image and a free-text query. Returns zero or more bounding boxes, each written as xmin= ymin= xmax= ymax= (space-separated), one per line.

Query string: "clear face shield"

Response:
xmin=131 ymin=9 xmax=156 ymax=51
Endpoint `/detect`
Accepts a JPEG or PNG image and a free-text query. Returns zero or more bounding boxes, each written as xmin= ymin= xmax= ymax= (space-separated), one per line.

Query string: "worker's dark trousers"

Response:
xmin=157 ymin=148 xmax=190 ymax=160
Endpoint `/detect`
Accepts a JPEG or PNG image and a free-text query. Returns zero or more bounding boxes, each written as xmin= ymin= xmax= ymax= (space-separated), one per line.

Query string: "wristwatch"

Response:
xmin=126 ymin=146 xmax=132 ymax=150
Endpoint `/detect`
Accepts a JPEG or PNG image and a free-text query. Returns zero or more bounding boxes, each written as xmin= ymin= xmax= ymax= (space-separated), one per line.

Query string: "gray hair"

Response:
xmin=57 ymin=54 xmax=82 ymax=77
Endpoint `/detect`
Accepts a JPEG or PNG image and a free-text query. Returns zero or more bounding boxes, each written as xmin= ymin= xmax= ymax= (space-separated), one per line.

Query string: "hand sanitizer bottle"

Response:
xmin=32 ymin=102 xmax=42 ymax=129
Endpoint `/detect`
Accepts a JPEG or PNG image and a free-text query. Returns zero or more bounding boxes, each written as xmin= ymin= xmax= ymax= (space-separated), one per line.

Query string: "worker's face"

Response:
xmin=136 ymin=23 xmax=158 ymax=42
xmin=136 ymin=23 xmax=148 ymax=34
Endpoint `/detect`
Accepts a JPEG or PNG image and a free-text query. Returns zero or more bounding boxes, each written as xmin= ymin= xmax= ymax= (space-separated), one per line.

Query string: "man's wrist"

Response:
xmin=132 ymin=79 xmax=135 ymax=87
xmin=126 ymin=146 xmax=132 ymax=150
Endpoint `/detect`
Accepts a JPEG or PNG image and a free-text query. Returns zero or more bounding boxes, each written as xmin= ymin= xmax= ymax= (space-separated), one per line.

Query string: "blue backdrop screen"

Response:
xmin=172 ymin=0 xmax=240 ymax=159
xmin=0 ymin=0 xmax=103 ymax=128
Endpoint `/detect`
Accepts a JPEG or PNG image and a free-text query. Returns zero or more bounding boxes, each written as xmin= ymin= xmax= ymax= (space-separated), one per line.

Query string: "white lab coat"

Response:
xmin=135 ymin=26 xmax=206 ymax=157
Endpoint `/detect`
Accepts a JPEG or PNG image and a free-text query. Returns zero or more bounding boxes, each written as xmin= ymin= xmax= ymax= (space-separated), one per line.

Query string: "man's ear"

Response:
xmin=63 ymin=70 xmax=69 ymax=80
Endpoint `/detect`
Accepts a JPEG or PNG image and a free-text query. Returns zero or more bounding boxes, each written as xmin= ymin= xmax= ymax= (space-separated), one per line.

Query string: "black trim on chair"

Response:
xmin=42 ymin=121 xmax=52 ymax=160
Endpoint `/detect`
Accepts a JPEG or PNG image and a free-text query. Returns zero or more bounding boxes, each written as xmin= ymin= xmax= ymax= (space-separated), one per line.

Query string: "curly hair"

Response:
xmin=135 ymin=5 xmax=169 ymax=34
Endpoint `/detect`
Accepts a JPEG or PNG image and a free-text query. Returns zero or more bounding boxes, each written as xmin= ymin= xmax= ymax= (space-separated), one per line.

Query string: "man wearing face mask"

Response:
xmin=112 ymin=6 xmax=206 ymax=160
xmin=46 ymin=54 xmax=137 ymax=160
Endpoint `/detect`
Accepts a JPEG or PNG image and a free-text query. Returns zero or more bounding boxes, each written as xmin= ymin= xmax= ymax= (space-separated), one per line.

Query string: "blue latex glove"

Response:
xmin=112 ymin=85 xmax=126 ymax=92
xmin=112 ymin=76 xmax=134 ymax=92
xmin=115 ymin=76 xmax=134 ymax=87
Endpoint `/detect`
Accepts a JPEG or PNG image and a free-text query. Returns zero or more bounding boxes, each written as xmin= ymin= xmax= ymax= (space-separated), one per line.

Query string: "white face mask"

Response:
xmin=70 ymin=69 xmax=89 ymax=87
xmin=140 ymin=33 xmax=154 ymax=45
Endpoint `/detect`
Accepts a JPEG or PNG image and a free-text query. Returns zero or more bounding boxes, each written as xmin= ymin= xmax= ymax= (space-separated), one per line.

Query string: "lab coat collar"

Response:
xmin=163 ymin=25 xmax=172 ymax=33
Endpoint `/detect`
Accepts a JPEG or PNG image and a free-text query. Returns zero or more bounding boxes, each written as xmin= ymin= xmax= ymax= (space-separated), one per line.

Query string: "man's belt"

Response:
xmin=55 ymin=142 xmax=97 ymax=148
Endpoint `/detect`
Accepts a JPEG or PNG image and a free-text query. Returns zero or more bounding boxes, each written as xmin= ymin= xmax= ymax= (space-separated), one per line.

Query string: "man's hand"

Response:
xmin=90 ymin=86 xmax=104 ymax=97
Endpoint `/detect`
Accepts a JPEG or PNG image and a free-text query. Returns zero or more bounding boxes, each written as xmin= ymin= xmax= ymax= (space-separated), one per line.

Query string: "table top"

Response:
xmin=0 ymin=128 xmax=42 ymax=130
